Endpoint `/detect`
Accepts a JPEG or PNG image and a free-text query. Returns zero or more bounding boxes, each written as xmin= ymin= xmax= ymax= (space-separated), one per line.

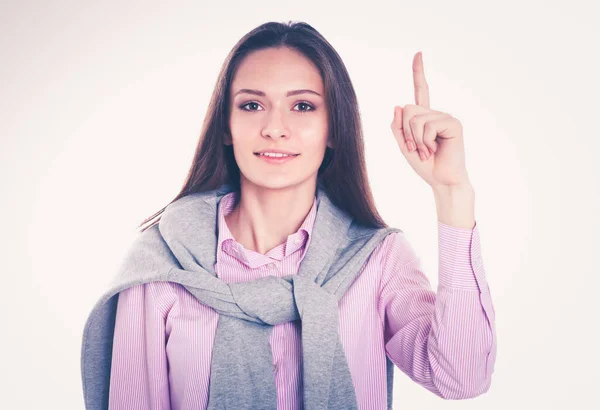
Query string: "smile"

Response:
xmin=254 ymin=152 xmax=299 ymax=164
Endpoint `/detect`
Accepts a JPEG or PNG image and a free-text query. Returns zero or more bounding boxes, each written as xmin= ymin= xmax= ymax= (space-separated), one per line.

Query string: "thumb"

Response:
xmin=390 ymin=106 xmax=407 ymax=153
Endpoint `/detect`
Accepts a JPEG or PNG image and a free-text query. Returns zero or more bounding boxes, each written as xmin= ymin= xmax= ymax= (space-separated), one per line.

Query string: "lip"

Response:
xmin=254 ymin=152 xmax=299 ymax=164
xmin=254 ymin=149 xmax=299 ymax=155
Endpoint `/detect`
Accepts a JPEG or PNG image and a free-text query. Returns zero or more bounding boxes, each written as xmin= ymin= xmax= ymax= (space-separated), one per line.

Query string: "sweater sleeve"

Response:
xmin=108 ymin=282 xmax=174 ymax=409
xmin=377 ymin=221 xmax=497 ymax=400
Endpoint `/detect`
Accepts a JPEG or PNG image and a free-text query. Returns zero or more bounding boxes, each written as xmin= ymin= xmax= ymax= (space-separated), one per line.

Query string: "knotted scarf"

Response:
xmin=81 ymin=184 xmax=402 ymax=409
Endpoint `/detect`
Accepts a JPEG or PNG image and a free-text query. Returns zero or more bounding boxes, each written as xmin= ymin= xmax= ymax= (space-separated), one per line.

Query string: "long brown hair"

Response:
xmin=138 ymin=20 xmax=388 ymax=232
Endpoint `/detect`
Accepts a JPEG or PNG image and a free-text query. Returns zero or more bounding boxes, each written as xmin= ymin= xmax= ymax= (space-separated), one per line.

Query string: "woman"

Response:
xmin=81 ymin=21 xmax=497 ymax=409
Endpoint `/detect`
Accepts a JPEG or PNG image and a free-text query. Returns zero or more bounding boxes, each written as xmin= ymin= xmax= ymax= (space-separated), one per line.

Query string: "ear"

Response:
xmin=327 ymin=137 xmax=335 ymax=149
xmin=224 ymin=131 xmax=233 ymax=146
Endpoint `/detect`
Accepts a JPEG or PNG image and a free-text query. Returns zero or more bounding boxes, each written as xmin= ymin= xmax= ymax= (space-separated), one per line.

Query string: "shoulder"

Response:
xmin=117 ymin=281 xmax=183 ymax=316
xmin=369 ymin=230 xmax=417 ymax=268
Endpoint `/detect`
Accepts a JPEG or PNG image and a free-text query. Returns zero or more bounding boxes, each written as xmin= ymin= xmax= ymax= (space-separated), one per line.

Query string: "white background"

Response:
xmin=1 ymin=0 xmax=598 ymax=408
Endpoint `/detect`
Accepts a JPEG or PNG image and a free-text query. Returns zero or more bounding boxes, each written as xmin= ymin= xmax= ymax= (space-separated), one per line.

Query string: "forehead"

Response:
xmin=232 ymin=47 xmax=323 ymax=93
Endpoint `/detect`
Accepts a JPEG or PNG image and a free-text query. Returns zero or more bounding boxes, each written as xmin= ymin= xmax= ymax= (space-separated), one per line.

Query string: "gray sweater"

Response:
xmin=80 ymin=184 xmax=402 ymax=409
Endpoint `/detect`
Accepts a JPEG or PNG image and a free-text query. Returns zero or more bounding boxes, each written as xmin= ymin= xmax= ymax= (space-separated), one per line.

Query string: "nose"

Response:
xmin=261 ymin=109 xmax=290 ymax=139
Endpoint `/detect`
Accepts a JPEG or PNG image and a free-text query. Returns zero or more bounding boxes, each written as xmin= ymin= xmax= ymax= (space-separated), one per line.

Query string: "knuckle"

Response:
xmin=453 ymin=118 xmax=463 ymax=132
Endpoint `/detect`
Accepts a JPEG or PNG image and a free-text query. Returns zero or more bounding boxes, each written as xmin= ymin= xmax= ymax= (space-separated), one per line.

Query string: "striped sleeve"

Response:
xmin=108 ymin=282 xmax=175 ymax=409
xmin=377 ymin=221 xmax=497 ymax=399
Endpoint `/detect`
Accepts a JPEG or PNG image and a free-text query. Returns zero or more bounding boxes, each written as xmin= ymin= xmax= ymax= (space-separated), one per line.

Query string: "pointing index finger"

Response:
xmin=413 ymin=51 xmax=430 ymax=108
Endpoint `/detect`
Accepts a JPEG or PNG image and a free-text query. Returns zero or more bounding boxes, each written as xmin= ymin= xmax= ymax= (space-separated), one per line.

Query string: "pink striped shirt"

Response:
xmin=108 ymin=191 xmax=496 ymax=409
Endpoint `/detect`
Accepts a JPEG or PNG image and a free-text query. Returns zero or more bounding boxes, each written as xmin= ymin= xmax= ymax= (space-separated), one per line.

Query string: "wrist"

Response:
xmin=432 ymin=183 xmax=476 ymax=229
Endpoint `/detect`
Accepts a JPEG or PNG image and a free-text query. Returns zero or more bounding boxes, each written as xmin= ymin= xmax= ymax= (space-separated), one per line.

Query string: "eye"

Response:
xmin=293 ymin=101 xmax=315 ymax=113
xmin=239 ymin=102 xmax=263 ymax=112
xmin=238 ymin=101 xmax=316 ymax=113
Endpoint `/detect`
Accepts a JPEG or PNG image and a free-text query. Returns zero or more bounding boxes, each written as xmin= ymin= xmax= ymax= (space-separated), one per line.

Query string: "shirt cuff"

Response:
xmin=437 ymin=220 xmax=486 ymax=291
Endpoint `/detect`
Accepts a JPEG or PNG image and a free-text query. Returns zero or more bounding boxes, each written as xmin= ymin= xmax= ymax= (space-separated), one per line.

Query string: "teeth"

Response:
xmin=259 ymin=152 xmax=293 ymax=158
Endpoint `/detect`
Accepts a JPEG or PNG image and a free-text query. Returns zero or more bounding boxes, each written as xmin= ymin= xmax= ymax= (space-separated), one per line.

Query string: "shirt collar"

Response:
xmin=216 ymin=191 xmax=317 ymax=269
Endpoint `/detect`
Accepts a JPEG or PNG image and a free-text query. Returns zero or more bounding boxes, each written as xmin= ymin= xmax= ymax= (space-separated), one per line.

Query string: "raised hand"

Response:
xmin=390 ymin=52 xmax=471 ymax=188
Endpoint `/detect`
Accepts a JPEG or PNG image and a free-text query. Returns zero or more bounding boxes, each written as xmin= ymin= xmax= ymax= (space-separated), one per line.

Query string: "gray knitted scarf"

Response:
xmin=80 ymin=183 xmax=402 ymax=409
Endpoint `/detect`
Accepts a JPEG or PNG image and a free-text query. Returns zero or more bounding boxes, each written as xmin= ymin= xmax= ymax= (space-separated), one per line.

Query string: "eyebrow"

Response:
xmin=234 ymin=88 xmax=322 ymax=97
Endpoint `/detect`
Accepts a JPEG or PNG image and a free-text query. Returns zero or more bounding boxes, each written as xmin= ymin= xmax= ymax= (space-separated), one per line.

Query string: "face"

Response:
xmin=227 ymin=46 xmax=330 ymax=192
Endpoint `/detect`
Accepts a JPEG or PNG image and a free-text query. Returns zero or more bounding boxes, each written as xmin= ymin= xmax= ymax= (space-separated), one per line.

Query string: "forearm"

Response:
xmin=432 ymin=183 xmax=476 ymax=229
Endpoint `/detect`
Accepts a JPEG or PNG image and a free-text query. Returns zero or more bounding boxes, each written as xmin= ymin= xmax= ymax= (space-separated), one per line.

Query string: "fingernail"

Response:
xmin=419 ymin=151 xmax=426 ymax=160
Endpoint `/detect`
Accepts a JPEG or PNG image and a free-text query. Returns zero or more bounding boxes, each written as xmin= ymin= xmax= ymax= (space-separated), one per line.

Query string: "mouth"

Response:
xmin=254 ymin=152 xmax=300 ymax=164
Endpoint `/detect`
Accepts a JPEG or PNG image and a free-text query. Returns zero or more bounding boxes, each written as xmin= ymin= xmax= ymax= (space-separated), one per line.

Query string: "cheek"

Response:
xmin=229 ymin=111 xmax=328 ymax=148
xmin=301 ymin=127 xmax=329 ymax=152
xmin=305 ymin=136 xmax=328 ymax=155
xmin=295 ymin=114 xmax=328 ymax=146
xmin=229 ymin=114 xmax=249 ymax=137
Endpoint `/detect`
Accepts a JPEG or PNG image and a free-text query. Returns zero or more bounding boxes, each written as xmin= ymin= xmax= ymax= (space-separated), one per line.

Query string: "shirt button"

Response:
xmin=268 ymin=263 xmax=276 ymax=269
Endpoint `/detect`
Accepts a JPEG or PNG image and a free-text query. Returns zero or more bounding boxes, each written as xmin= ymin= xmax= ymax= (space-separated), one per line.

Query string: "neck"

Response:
xmin=225 ymin=179 xmax=317 ymax=255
